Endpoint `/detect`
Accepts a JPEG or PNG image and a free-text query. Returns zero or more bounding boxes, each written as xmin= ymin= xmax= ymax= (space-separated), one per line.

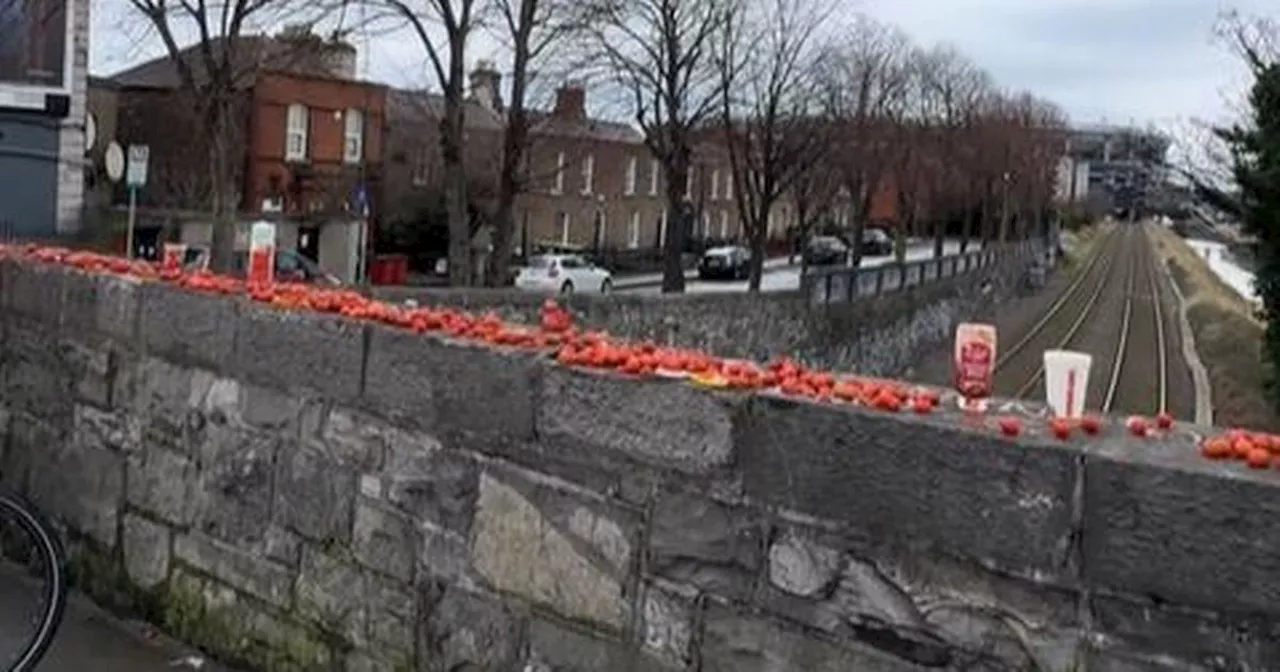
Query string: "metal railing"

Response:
xmin=800 ymin=239 xmax=1043 ymax=305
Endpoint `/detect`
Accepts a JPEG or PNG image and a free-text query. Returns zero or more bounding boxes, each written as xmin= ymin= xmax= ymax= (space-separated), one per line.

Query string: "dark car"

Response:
xmin=803 ymin=236 xmax=849 ymax=266
xmin=860 ymin=227 xmax=893 ymax=256
xmin=698 ymin=245 xmax=751 ymax=280
xmin=185 ymin=247 xmax=341 ymax=285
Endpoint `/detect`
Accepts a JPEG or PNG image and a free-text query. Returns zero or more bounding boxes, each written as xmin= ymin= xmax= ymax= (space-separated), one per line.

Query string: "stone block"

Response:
xmin=230 ymin=302 xmax=365 ymax=401
xmin=273 ymin=441 xmax=357 ymax=543
xmin=122 ymin=357 xmax=212 ymax=457
xmin=639 ymin=580 xmax=695 ymax=668
xmin=321 ymin=407 xmax=418 ymax=472
xmin=127 ymin=446 xmax=198 ymax=525
xmin=2 ymin=321 xmax=75 ymax=422
xmin=61 ymin=268 xmax=141 ymax=344
xmin=122 ymin=513 xmax=172 ymax=588
xmin=1083 ymin=445 xmax=1280 ymax=619
xmin=1089 ymin=590 xmax=1280 ymax=668
xmin=73 ymin=403 xmax=139 ymax=455
xmin=538 ymin=367 xmax=739 ymax=474
xmin=700 ymin=603 xmax=925 ymax=672
xmin=173 ymin=532 xmax=293 ymax=608
xmin=362 ymin=327 xmax=538 ymax=441
xmin=191 ymin=424 xmax=278 ymax=544
xmin=470 ymin=470 xmax=635 ymax=630
xmin=525 ymin=616 xmax=676 ymax=672
xmin=352 ymin=497 xmax=417 ymax=582
xmin=295 ymin=546 xmax=415 ymax=650
xmin=768 ymin=531 xmax=844 ymax=598
xmin=648 ymin=489 xmax=763 ymax=598
xmin=138 ymin=281 xmax=237 ymax=369
xmin=3 ymin=261 xmax=65 ymax=325
xmin=419 ymin=582 xmax=525 ymax=671
xmin=737 ymin=396 xmax=1078 ymax=579
xmin=26 ymin=428 xmax=124 ymax=547
xmin=382 ymin=442 xmax=478 ymax=535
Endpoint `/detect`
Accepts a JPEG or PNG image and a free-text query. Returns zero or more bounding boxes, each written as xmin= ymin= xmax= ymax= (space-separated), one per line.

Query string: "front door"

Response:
xmin=297 ymin=225 xmax=320 ymax=262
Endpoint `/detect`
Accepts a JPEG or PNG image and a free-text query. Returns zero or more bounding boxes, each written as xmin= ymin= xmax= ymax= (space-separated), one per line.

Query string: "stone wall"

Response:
xmin=2 ymin=257 xmax=1277 ymax=671
xmin=372 ymin=246 xmax=1034 ymax=378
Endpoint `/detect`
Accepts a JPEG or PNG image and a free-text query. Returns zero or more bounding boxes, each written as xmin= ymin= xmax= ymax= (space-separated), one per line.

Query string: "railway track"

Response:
xmin=994 ymin=224 xmax=1177 ymax=417
xmin=1101 ymin=223 xmax=1169 ymax=416
xmin=992 ymin=225 xmax=1124 ymax=399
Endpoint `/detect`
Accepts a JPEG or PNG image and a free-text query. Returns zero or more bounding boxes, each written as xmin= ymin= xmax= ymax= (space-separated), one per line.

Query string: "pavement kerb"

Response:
xmin=1158 ymin=251 xmax=1214 ymax=425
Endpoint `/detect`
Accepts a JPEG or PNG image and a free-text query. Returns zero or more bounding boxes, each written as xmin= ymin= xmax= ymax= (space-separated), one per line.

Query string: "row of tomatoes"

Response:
xmin=0 ymin=244 xmax=1250 ymax=459
xmin=1199 ymin=430 xmax=1280 ymax=469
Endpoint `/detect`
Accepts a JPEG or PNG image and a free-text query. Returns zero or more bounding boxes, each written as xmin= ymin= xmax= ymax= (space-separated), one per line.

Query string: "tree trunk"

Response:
xmin=661 ymin=152 xmax=689 ymax=294
xmin=441 ymin=111 xmax=470 ymax=286
xmin=747 ymin=202 xmax=769 ymax=292
xmin=207 ymin=104 xmax=236 ymax=273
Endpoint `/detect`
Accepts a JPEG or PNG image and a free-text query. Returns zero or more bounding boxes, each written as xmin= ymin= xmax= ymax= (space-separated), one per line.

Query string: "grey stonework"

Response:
xmin=1 ymin=257 xmax=1278 ymax=671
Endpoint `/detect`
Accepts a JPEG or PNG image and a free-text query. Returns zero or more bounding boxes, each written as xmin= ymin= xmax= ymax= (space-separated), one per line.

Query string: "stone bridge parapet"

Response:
xmin=0 ymin=256 xmax=1275 ymax=671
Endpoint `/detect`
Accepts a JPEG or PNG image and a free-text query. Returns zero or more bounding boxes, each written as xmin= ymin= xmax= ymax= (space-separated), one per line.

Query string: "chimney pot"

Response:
xmin=553 ymin=84 xmax=586 ymax=120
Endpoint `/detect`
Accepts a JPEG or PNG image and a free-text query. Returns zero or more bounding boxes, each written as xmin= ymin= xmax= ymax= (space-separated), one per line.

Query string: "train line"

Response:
xmin=1101 ymin=223 xmax=1169 ymax=416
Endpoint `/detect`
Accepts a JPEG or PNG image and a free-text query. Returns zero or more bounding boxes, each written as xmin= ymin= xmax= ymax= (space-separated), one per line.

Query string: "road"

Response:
xmin=986 ymin=223 xmax=1198 ymax=419
xmin=0 ymin=569 xmax=227 ymax=671
xmin=618 ymin=240 xmax=977 ymax=295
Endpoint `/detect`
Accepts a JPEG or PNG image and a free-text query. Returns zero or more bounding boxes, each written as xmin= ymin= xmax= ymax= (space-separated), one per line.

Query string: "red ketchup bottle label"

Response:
xmin=956 ymin=340 xmax=993 ymax=400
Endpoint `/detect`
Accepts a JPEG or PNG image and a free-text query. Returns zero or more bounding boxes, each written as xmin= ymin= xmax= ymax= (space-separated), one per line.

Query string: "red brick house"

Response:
xmin=100 ymin=30 xmax=385 ymax=281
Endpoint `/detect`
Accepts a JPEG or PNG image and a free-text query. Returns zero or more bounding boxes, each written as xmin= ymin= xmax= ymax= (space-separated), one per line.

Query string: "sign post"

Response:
xmin=125 ymin=145 xmax=149 ymax=259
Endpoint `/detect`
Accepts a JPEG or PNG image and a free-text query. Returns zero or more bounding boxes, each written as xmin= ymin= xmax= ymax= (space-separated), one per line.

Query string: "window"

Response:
xmin=724 ymin=172 xmax=733 ymax=200
xmin=625 ymin=157 xmax=637 ymax=196
xmin=659 ymin=209 xmax=667 ymax=246
xmin=285 ymin=104 xmax=308 ymax=161
xmin=720 ymin=210 xmax=729 ymax=238
xmin=593 ymin=210 xmax=606 ymax=248
xmin=343 ymin=109 xmax=363 ymax=163
xmin=710 ymin=169 xmax=720 ymax=200
xmin=628 ymin=210 xmax=640 ymax=248
xmin=558 ymin=211 xmax=570 ymax=243
xmin=581 ymin=154 xmax=594 ymax=195
xmin=684 ymin=170 xmax=693 ymax=199
xmin=553 ymin=152 xmax=566 ymax=194
xmin=649 ymin=159 xmax=659 ymax=195
xmin=411 ymin=148 xmax=429 ymax=186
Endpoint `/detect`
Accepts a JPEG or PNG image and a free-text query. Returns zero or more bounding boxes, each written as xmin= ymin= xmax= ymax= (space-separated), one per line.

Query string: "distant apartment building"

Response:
xmin=94 ymin=30 xmax=385 ymax=281
xmin=1063 ymin=123 xmax=1170 ymax=214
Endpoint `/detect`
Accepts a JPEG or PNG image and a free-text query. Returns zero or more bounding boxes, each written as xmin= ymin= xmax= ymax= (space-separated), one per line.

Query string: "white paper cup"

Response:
xmin=1043 ymin=350 xmax=1092 ymax=419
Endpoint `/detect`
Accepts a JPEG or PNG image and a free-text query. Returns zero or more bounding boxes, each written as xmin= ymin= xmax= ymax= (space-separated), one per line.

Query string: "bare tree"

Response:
xmin=124 ymin=2 xmax=326 ymax=270
xmin=579 ymin=0 xmax=731 ymax=293
xmin=383 ymin=0 xmax=483 ymax=285
xmin=484 ymin=0 xmax=573 ymax=285
xmin=817 ymin=15 xmax=913 ymax=267
xmin=712 ymin=0 xmax=830 ymax=290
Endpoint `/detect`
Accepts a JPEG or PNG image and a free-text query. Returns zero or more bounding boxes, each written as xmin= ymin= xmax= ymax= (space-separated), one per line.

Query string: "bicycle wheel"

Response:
xmin=0 ymin=490 xmax=68 ymax=672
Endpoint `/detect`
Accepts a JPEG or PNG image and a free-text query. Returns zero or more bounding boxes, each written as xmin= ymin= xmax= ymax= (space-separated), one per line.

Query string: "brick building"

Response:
xmin=97 ymin=30 xmax=385 ymax=281
xmin=381 ymin=64 xmax=747 ymax=259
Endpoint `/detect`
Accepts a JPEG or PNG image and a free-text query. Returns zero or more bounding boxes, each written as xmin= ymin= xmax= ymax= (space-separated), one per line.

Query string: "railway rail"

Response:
xmin=994 ymin=224 xmax=1178 ymax=417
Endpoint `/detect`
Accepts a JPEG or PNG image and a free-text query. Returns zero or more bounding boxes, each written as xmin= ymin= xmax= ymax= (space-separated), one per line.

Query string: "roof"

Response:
xmin=386 ymin=89 xmax=505 ymax=132
xmin=107 ymin=35 xmax=358 ymax=89
xmin=527 ymin=110 xmax=643 ymax=144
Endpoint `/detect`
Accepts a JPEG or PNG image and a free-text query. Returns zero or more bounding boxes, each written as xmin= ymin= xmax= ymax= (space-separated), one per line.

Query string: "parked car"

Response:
xmin=514 ymin=254 xmax=614 ymax=295
xmin=803 ymin=236 xmax=849 ymax=266
xmin=859 ymin=227 xmax=893 ymax=256
xmin=698 ymin=245 xmax=752 ymax=280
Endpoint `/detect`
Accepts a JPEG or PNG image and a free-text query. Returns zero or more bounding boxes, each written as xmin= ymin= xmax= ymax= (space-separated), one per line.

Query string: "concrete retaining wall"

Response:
xmin=372 ymin=245 xmax=1035 ymax=379
xmin=1 ymin=258 xmax=1276 ymax=671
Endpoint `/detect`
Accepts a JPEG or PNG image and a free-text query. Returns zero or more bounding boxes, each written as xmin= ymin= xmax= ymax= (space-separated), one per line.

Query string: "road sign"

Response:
xmin=104 ymin=142 xmax=124 ymax=182
xmin=126 ymin=145 xmax=149 ymax=188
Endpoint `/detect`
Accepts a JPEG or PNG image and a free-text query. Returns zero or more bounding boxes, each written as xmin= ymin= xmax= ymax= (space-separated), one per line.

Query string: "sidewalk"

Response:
xmin=613 ymin=256 xmax=797 ymax=289
xmin=0 ymin=576 xmax=232 ymax=671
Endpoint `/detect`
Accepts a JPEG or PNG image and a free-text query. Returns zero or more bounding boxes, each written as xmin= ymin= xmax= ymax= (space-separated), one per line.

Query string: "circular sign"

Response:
xmin=85 ymin=113 xmax=97 ymax=153
xmin=104 ymin=141 xmax=124 ymax=182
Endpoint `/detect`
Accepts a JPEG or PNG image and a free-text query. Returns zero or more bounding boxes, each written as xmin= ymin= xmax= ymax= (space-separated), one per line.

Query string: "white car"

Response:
xmin=514 ymin=254 xmax=614 ymax=295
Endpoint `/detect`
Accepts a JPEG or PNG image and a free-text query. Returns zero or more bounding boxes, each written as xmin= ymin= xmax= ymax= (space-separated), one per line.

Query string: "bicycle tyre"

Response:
xmin=0 ymin=490 xmax=68 ymax=672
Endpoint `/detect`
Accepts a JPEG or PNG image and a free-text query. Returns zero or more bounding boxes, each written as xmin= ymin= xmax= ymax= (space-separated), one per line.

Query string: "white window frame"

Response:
xmin=285 ymin=103 xmax=308 ymax=162
xmin=558 ymin=211 xmax=571 ymax=244
xmin=724 ymin=172 xmax=733 ymax=200
xmin=649 ymin=159 xmax=659 ymax=195
xmin=594 ymin=210 xmax=606 ymax=247
xmin=343 ymin=109 xmax=364 ymax=164
xmin=710 ymin=169 xmax=720 ymax=200
xmin=659 ymin=209 xmax=667 ymax=246
xmin=628 ymin=210 xmax=641 ymax=249
xmin=684 ymin=170 xmax=693 ymax=199
xmin=411 ymin=149 xmax=429 ymax=186
xmin=720 ymin=210 xmax=729 ymax=238
xmin=581 ymin=154 xmax=595 ymax=195
xmin=625 ymin=157 xmax=637 ymax=196
xmin=553 ymin=152 xmax=566 ymax=194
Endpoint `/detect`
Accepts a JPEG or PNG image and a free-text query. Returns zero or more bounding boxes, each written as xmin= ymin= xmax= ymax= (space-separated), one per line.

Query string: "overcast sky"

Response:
xmin=91 ymin=0 xmax=1272 ymax=137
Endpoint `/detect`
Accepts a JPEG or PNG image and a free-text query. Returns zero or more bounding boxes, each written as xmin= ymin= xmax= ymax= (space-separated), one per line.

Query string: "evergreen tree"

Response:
xmin=1216 ymin=46 xmax=1280 ymax=406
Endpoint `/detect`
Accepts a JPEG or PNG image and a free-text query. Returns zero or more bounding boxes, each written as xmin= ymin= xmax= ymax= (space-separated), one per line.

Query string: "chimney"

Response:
xmin=469 ymin=60 xmax=503 ymax=112
xmin=553 ymin=82 xmax=586 ymax=121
